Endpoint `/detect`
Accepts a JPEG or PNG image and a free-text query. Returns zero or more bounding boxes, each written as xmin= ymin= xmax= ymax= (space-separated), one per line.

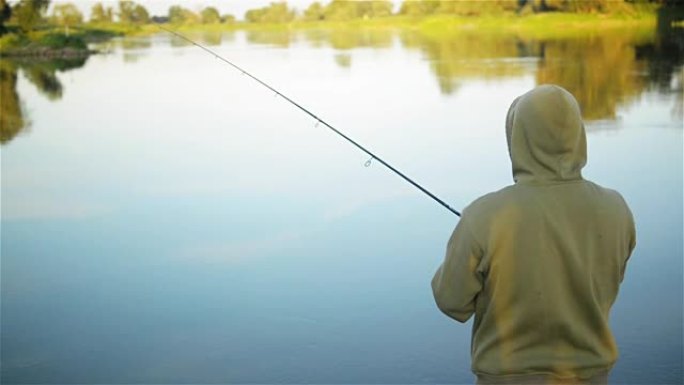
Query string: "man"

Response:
xmin=432 ymin=85 xmax=636 ymax=385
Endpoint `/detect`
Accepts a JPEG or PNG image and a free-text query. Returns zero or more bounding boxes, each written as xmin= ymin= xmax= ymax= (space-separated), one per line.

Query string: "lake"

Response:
xmin=1 ymin=21 xmax=682 ymax=384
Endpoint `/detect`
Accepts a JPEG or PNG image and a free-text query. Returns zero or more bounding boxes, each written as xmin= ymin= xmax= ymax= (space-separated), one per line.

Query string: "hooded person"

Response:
xmin=432 ymin=84 xmax=636 ymax=385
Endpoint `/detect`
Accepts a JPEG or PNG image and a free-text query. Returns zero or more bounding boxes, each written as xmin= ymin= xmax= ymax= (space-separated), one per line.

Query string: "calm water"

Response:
xmin=1 ymin=23 xmax=682 ymax=384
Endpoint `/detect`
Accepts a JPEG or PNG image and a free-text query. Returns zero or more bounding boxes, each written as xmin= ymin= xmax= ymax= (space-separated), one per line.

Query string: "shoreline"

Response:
xmin=0 ymin=11 xmax=661 ymax=58
xmin=0 ymin=46 xmax=97 ymax=58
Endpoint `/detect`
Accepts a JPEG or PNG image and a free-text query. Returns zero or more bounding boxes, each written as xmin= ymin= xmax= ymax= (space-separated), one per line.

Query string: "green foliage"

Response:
xmin=232 ymin=0 xmax=660 ymax=25
xmin=299 ymin=0 xmax=395 ymax=22
xmin=396 ymin=0 xmax=652 ymax=16
xmin=11 ymin=0 xmax=50 ymax=32
xmin=399 ymin=0 xmax=518 ymax=16
xmin=200 ymin=7 xmax=221 ymax=24
xmin=520 ymin=0 xmax=636 ymax=13
xmin=118 ymin=1 xmax=148 ymax=24
xmin=0 ymin=31 xmax=26 ymax=50
xmin=370 ymin=1 xmax=394 ymax=17
xmin=322 ymin=1 xmax=393 ymax=21
xmin=132 ymin=3 xmax=148 ymax=23
xmin=0 ymin=0 xmax=12 ymax=34
xmin=222 ymin=14 xmax=236 ymax=24
xmin=245 ymin=2 xmax=296 ymax=23
xmin=303 ymin=2 xmax=325 ymax=21
xmin=565 ymin=0 xmax=617 ymax=13
xmin=36 ymin=32 xmax=87 ymax=49
xmin=398 ymin=0 xmax=440 ymax=16
xmin=90 ymin=3 xmax=113 ymax=23
xmin=51 ymin=3 xmax=82 ymax=35
xmin=168 ymin=5 xmax=199 ymax=24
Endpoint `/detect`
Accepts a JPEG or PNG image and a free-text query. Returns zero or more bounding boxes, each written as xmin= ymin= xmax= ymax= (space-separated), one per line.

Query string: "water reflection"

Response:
xmin=399 ymin=26 xmax=684 ymax=121
xmin=303 ymin=27 xmax=393 ymax=50
xmin=246 ymin=29 xmax=295 ymax=48
xmin=170 ymin=34 xmax=193 ymax=48
xmin=0 ymin=62 xmax=25 ymax=144
xmin=201 ymin=30 xmax=224 ymax=46
xmin=244 ymin=27 xmax=395 ymax=50
xmin=3 ymin=15 xmax=682 ymax=145
xmin=535 ymin=32 xmax=652 ymax=120
xmin=234 ymin=25 xmax=682 ymax=121
xmin=121 ymin=37 xmax=152 ymax=51
xmin=0 ymin=56 xmax=87 ymax=144
xmin=334 ymin=52 xmax=352 ymax=68
xmin=400 ymin=31 xmax=532 ymax=94
xmin=645 ymin=7 xmax=684 ymax=92
xmin=637 ymin=7 xmax=684 ymax=119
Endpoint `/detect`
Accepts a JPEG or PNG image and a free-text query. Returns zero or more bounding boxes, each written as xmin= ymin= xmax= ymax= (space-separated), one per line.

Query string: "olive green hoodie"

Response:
xmin=432 ymin=85 xmax=636 ymax=383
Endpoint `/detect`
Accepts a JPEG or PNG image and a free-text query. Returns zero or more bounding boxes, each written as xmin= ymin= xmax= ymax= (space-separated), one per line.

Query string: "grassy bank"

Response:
xmin=73 ymin=6 xmax=658 ymax=36
xmin=149 ymin=10 xmax=659 ymax=41
xmin=409 ymin=11 xmax=657 ymax=39
xmin=0 ymin=9 xmax=659 ymax=56
xmin=0 ymin=26 xmax=124 ymax=57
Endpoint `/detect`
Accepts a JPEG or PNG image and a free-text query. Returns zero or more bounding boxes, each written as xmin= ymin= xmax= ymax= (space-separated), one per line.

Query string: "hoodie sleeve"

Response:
xmin=431 ymin=217 xmax=484 ymax=323
xmin=620 ymin=203 xmax=637 ymax=283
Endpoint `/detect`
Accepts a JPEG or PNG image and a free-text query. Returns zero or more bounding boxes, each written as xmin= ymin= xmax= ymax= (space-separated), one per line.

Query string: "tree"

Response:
xmin=565 ymin=0 xmax=617 ymax=13
xmin=244 ymin=2 xmax=295 ymax=23
xmin=370 ymin=1 xmax=393 ymax=17
xmin=118 ymin=1 xmax=148 ymax=24
xmin=11 ymin=0 xmax=50 ymax=32
xmin=0 ymin=0 xmax=12 ymax=35
xmin=320 ymin=1 xmax=393 ymax=20
xmin=118 ymin=1 xmax=134 ymax=23
xmin=323 ymin=0 xmax=358 ymax=20
xmin=221 ymin=14 xmax=236 ymax=24
xmin=303 ymin=2 xmax=325 ymax=21
xmin=200 ymin=6 xmax=220 ymax=24
xmin=398 ymin=0 xmax=440 ymax=16
xmin=168 ymin=5 xmax=199 ymax=24
xmin=90 ymin=3 xmax=113 ymax=23
xmin=52 ymin=3 xmax=82 ymax=35
xmin=131 ymin=3 xmax=148 ymax=23
xmin=518 ymin=0 xmax=630 ymax=13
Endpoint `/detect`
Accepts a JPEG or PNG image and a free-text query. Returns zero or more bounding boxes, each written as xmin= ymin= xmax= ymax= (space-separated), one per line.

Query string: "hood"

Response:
xmin=505 ymin=84 xmax=587 ymax=184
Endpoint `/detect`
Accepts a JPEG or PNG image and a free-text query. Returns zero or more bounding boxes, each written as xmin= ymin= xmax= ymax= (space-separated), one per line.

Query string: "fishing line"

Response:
xmin=159 ymin=26 xmax=461 ymax=217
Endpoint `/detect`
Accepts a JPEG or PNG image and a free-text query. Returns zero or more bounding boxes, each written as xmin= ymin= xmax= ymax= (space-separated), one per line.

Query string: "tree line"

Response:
xmin=0 ymin=0 xmax=677 ymax=35
xmin=0 ymin=1 xmax=237 ymax=35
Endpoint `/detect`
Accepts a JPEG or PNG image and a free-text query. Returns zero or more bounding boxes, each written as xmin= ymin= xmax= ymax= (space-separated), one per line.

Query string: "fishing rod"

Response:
xmin=159 ymin=26 xmax=461 ymax=217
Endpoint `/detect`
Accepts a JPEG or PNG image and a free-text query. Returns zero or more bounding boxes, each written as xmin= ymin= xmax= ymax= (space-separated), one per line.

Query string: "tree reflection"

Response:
xmin=640 ymin=7 xmax=684 ymax=92
xmin=397 ymin=26 xmax=682 ymax=121
xmin=0 ymin=61 xmax=25 ymax=144
xmin=635 ymin=6 xmax=684 ymax=121
xmin=0 ymin=56 xmax=87 ymax=145
xmin=535 ymin=31 xmax=652 ymax=120
xmin=201 ymin=31 xmax=223 ymax=46
xmin=196 ymin=24 xmax=681 ymax=122
xmin=170 ymin=34 xmax=193 ymax=47
xmin=334 ymin=52 xmax=352 ymax=68
xmin=246 ymin=29 xmax=296 ymax=48
xmin=400 ymin=31 xmax=532 ymax=94
xmin=302 ymin=27 xmax=393 ymax=50
xmin=245 ymin=27 xmax=394 ymax=50
xmin=2 ymin=20 xmax=681 ymax=147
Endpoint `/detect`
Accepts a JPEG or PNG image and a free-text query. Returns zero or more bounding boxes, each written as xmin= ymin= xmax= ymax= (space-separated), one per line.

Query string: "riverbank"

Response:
xmin=158 ymin=10 xmax=658 ymax=38
xmin=0 ymin=9 xmax=661 ymax=57
xmin=0 ymin=27 xmax=121 ymax=57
